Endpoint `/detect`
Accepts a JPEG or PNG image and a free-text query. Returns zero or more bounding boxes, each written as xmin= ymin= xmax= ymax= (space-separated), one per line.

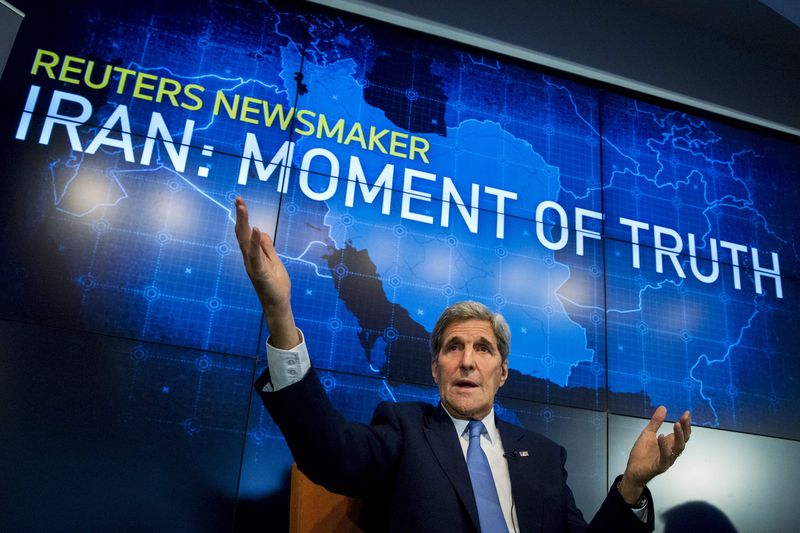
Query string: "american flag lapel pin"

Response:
xmin=519 ymin=451 xmax=529 ymax=457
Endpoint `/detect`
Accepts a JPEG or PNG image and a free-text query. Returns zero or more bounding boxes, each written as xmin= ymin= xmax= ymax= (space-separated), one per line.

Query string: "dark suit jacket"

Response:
xmin=257 ymin=368 xmax=654 ymax=533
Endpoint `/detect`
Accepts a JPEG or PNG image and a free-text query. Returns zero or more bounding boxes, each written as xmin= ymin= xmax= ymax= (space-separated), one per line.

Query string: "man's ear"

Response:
xmin=498 ymin=359 xmax=509 ymax=387
xmin=431 ymin=358 xmax=439 ymax=384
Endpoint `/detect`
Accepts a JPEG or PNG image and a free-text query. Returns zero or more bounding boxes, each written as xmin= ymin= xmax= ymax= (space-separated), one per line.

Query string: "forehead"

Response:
xmin=441 ymin=319 xmax=497 ymax=344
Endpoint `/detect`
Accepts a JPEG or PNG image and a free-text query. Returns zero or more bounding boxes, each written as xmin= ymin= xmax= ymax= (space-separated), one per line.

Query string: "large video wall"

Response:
xmin=1 ymin=0 xmax=798 ymax=530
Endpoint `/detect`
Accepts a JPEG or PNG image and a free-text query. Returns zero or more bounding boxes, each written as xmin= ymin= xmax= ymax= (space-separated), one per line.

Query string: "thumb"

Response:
xmin=644 ymin=405 xmax=667 ymax=433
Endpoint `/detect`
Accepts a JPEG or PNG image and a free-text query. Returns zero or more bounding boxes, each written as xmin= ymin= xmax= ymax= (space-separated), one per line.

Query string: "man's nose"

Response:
xmin=459 ymin=346 xmax=476 ymax=370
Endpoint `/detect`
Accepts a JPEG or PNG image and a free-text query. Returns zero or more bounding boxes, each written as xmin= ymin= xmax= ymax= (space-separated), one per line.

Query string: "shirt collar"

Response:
xmin=441 ymin=403 xmax=499 ymax=444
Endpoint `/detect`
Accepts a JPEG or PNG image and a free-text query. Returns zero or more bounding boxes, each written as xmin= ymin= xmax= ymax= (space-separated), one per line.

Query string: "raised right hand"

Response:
xmin=234 ymin=197 xmax=300 ymax=348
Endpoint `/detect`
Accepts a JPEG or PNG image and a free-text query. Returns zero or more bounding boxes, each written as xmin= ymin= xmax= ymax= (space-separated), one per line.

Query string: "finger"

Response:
xmin=644 ymin=405 xmax=667 ymax=433
xmin=672 ymin=420 xmax=686 ymax=453
xmin=258 ymin=228 xmax=278 ymax=263
xmin=657 ymin=434 xmax=670 ymax=466
xmin=234 ymin=197 xmax=251 ymax=248
xmin=248 ymin=227 xmax=265 ymax=270
xmin=680 ymin=411 xmax=692 ymax=442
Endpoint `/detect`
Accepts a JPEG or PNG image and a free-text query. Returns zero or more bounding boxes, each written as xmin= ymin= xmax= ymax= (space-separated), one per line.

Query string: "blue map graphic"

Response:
xmin=0 ymin=0 xmax=797 ymax=453
xmin=599 ymin=94 xmax=800 ymax=435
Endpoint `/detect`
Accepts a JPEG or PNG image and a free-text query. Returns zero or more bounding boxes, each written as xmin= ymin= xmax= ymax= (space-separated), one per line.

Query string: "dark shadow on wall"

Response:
xmin=662 ymin=501 xmax=737 ymax=533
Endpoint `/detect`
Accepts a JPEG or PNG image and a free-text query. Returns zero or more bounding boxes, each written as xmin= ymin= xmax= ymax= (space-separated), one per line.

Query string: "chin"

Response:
xmin=447 ymin=398 xmax=487 ymax=419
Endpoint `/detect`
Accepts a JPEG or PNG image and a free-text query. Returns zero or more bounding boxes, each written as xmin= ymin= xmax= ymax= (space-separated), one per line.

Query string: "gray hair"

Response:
xmin=430 ymin=300 xmax=511 ymax=363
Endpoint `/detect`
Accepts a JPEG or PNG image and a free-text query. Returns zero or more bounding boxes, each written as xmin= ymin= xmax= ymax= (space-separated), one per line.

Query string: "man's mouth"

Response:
xmin=454 ymin=379 xmax=479 ymax=389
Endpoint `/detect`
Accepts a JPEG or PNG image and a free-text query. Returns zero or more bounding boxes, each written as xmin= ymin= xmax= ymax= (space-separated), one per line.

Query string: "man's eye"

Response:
xmin=476 ymin=344 xmax=490 ymax=352
xmin=447 ymin=344 xmax=460 ymax=351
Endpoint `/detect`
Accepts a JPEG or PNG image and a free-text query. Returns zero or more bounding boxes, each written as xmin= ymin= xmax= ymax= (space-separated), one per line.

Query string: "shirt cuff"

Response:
xmin=616 ymin=478 xmax=649 ymax=522
xmin=263 ymin=328 xmax=310 ymax=392
xmin=631 ymin=502 xmax=648 ymax=522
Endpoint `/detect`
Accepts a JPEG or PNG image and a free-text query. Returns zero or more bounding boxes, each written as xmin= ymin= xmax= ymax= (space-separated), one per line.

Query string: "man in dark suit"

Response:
xmin=235 ymin=198 xmax=691 ymax=532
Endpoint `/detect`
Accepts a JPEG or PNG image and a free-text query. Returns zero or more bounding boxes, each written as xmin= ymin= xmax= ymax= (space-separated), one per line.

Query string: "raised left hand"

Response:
xmin=618 ymin=406 xmax=691 ymax=504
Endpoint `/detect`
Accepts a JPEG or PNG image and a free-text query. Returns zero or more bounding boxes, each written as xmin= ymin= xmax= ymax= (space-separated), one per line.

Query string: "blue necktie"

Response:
xmin=466 ymin=420 xmax=508 ymax=533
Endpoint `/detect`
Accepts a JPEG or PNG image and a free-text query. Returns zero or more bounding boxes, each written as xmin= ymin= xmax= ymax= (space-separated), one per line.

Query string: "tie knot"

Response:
xmin=467 ymin=419 xmax=486 ymax=439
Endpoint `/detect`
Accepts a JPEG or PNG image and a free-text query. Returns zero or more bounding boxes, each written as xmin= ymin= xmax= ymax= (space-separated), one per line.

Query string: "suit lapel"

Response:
xmin=423 ymin=405 xmax=481 ymax=531
xmin=497 ymin=418 xmax=544 ymax=532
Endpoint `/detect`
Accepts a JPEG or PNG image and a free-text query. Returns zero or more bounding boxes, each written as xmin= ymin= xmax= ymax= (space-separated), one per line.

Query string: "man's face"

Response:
xmin=431 ymin=319 xmax=509 ymax=420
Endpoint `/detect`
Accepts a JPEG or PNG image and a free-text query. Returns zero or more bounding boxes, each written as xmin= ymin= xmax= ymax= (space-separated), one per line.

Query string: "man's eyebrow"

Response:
xmin=475 ymin=336 xmax=497 ymax=349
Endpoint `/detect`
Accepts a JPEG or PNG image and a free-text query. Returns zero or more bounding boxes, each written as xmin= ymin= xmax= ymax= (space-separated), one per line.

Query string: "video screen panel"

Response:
xmin=0 ymin=0 xmax=302 ymax=355
xmin=0 ymin=136 xmax=278 ymax=354
xmin=0 ymin=0 xmax=797 ymax=443
xmin=600 ymin=92 xmax=800 ymax=277
xmin=0 ymin=319 xmax=254 ymax=532
xmin=605 ymin=236 xmax=800 ymax=439
xmin=600 ymin=92 xmax=800 ymax=438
